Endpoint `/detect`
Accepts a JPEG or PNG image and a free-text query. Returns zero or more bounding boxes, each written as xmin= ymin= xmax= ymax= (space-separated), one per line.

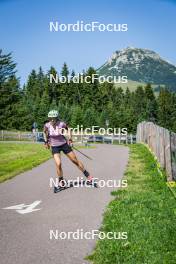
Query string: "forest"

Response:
xmin=0 ymin=49 xmax=176 ymax=133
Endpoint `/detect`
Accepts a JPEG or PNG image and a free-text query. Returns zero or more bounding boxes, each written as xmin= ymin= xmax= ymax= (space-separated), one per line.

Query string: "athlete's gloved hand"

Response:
xmin=68 ymin=139 xmax=73 ymax=147
xmin=44 ymin=142 xmax=50 ymax=149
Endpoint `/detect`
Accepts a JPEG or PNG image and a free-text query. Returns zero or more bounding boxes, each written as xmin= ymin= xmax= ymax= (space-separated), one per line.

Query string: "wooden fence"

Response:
xmin=136 ymin=121 xmax=176 ymax=181
xmin=0 ymin=130 xmax=35 ymax=141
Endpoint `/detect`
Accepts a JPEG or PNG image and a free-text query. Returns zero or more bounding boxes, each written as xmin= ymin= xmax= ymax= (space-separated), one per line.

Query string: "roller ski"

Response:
xmin=54 ymin=179 xmax=74 ymax=193
xmin=85 ymin=175 xmax=98 ymax=188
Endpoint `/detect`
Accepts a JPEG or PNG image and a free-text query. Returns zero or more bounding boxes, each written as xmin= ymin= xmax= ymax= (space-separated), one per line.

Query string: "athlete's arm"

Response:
xmin=65 ymin=125 xmax=73 ymax=145
xmin=43 ymin=126 xmax=50 ymax=149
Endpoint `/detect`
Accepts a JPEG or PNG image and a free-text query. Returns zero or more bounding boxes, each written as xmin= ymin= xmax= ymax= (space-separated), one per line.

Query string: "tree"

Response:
xmin=157 ymin=88 xmax=173 ymax=130
xmin=0 ymin=76 xmax=21 ymax=129
xmin=0 ymin=50 xmax=21 ymax=129
xmin=81 ymin=67 xmax=100 ymax=109
xmin=70 ymin=105 xmax=83 ymax=128
xmin=58 ymin=102 xmax=71 ymax=123
xmin=98 ymin=109 xmax=109 ymax=128
xmin=47 ymin=66 xmax=60 ymax=103
xmin=61 ymin=62 xmax=69 ymax=78
xmin=25 ymin=69 xmax=38 ymax=99
xmin=145 ymin=84 xmax=157 ymax=122
xmin=133 ymin=86 xmax=147 ymax=123
xmin=83 ymin=107 xmax=98 ymax=127
xmin=59 ymin=63 xmax=71 ymax=104
xmin=3 ymin=50 xmax=174 ymax=134
xmin=37 ymin=91 xmax=50 ymax=129
xmin=0 ymin=49 xmax=16 ymax=83
xmin=37 ymin=66 xmax=45 ymax=98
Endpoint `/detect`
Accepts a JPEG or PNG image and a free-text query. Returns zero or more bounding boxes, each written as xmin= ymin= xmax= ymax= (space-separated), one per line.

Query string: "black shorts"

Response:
xmin=51 ymin=143 xmax=72 ymax=155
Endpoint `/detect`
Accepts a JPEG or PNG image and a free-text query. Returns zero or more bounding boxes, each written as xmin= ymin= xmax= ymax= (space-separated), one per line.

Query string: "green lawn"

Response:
xmin=0 ymin=142 xmax=95 ymax=183
xmin=0 ymin=143 xmax=51 ymax=183
xmin=114 ymin=80 xmax=165 ymax=95
xmin=87 ymin=144 xmax=176 ymax=264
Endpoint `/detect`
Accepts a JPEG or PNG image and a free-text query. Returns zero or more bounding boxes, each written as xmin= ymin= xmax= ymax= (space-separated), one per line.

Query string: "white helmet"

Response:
xmin=48 ymin=110 xmax=59 ymax=118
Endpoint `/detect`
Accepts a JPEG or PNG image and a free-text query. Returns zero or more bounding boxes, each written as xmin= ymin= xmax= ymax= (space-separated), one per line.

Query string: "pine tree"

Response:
xmin=0 ymin=76 xmax=21 ymax=129
xmin=50 ymin=99 xmax=57 ymax=110
xmin=157 ymin=88 xmax=173 ymax=130
xmin=37 ymin=66 xmax=45 ymax=98
xmin=37 ymin=91 xmax=50 ymax=129
xmin=60 ymin=63 xmax=70 ymax=104
xmin=98 ymin=109 xmax=109 ymax=128
xmin=61 ymin=63 xmax=69 ymax=78
xmin=70 ymin=105 xmax=83 ymax=128
xmin=0 ymin=50 xmax=21 ymax=129
xmin=47 ymin=66 xmax=60 ymax=103
xmin=83 ymin=107 xmax=97 ymax=127
xmin=58 ymin=102 xmax=71 ymax=123
xmin=145 ymin=84 xmax=157 ymax=122
xmin=133 ymin=86 xmax=147 ymax=123
xmin=25 ymin=69 xmax=38 ymax=99
xmin=0 ymin=49 xmax=16 ymax=83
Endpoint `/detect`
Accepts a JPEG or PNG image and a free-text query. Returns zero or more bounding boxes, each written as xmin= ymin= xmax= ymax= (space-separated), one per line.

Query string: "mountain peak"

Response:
xmin=98 ymin=47 xmax=176 ymax=88
xmin=107 ymin=47 xmax=161 ymax=66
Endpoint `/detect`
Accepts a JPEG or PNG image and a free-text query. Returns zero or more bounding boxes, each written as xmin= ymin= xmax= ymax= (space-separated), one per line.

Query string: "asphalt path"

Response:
xmin=0 ymin=144 xmax=129 ymax=264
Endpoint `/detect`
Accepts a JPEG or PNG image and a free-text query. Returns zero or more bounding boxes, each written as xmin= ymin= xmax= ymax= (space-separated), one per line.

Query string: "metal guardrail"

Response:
xmin=0 ymin=130 xmax=35 ymax=141
xmin=0 ymin=130 xmax=136 ymax=144
xmin=73 ymin=134 xmax=136 ymax=144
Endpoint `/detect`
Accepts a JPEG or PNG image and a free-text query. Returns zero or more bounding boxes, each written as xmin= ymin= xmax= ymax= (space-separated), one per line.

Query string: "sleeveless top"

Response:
xmin=44 ymin=120 xmax=67 ymax=146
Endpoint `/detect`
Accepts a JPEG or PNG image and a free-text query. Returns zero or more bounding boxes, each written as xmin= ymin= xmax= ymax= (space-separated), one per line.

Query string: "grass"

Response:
xmin=87 ymin=144 xmax=176 ymax=264
xmin=0 ymin=142 xmax=95 ymax=183
xmin=114 ymin=80 xmax=165 ymax=94
xmin=0 ymin=143 xmax=51 ymax=183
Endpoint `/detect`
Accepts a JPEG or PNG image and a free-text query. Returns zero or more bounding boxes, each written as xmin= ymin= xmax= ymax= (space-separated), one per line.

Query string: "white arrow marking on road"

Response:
xmin=3 ymin=200 xmax=42 ymax=214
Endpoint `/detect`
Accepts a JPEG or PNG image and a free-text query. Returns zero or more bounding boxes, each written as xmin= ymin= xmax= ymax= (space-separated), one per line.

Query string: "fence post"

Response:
xmin=119 ymin=135 xmax=121 ymax=144
xmin=1 ymin=130 xmax=4 ymax=140
xmin=136 ymin=121 xmax=175 ymax=181
xmin=170 ymin=132 xmax=176 ymax=180
xmin=126 ymin=134 xmax=128 ymax=144
xmin=18 ymin=131 xmax=21 ymax=141
xmin=130 ymin=134 xmax=133 ymax=144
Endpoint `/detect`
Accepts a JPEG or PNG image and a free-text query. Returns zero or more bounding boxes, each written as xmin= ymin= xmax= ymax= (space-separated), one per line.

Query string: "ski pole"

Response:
xmin=72 ymin=146 xmax=92 ymax=160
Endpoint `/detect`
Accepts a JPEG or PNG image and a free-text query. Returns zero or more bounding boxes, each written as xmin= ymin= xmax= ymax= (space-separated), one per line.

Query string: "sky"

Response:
xmin=0 ymin=0 xmax=176 ymax=85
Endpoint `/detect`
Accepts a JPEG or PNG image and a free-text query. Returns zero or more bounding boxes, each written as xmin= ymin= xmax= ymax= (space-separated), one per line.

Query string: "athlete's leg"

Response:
xmin=66 ymin=151 xmax=93 ymax=180
xmin=53 ymin=153 xmax=64 ymax=186
xmin=53 ymin=153 xmax=63 ymax=176
xmin=66 ymin=151 xmax=85 ymax=172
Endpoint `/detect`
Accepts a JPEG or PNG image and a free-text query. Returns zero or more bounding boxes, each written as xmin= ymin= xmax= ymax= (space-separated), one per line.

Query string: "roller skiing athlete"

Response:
xmin=43 ymin=110 xmax=97 ymax=193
